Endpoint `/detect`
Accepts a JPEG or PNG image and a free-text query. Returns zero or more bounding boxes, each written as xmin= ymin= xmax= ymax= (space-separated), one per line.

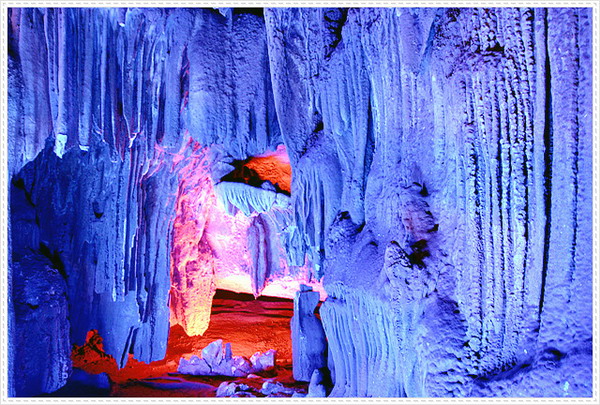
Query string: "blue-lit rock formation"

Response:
xmin=7 ymin=7 xmax=592 ymax=398
xmin=177 ymin=339 xmax=276 ymax=377
xmin=291 ymin=285 xmax=327 ymax=382
xmin=267 ymin=7 xmax=592 ymax=397
xmin=11 ymin=254 xmax=71 ymax=396
xmin=10 ymin=139 xmax=176 ymax=370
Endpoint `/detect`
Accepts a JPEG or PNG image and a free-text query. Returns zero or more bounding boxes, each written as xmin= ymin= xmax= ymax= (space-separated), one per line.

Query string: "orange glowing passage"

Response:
xmin=71 ymin=291 xmax=295 ymax=385
xmin=221 ymin=145 xmax=292 ymax=194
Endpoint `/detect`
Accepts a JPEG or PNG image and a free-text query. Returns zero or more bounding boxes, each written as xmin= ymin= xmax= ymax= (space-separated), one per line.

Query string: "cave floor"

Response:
xmin=50 ymin=292 xmax=307 ymax=397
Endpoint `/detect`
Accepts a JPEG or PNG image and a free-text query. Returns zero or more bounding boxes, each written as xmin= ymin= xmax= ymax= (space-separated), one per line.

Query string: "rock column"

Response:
xmin=291 ymin=284 xmax=327 ymax=382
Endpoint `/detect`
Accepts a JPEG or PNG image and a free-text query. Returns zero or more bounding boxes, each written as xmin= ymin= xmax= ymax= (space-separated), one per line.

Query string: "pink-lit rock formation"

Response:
xmin=170 ymin=139 xmax=323 ymax=337
xmin=169 ymin=140 xmax=219 ymax=337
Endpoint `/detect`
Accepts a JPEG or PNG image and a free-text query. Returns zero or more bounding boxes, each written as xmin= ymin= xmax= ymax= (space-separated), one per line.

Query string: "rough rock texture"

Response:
xmin=11 ymin=255 xmax=71 ymax=396
xmin=265 ymin=7 xmax=592 ymax=397
xmin=321 ymin=284 xmax=403 ymax=396
xmin=291 ymin=285 xmax=327 ymax=381
xmin=8 ymin=6 xmax=592 ymax=398
xmin=187 ymin=9 xmax=281 ymax=160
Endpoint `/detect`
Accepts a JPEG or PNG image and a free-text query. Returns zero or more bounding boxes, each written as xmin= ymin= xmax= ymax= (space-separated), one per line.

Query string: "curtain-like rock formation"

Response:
xmin=265 ymin=7 xmax=592 ymax=397
xmin=10 ymin=140 xmax=177 ymax=369
xmin=7 ymin=8 xmax=310 ymax=391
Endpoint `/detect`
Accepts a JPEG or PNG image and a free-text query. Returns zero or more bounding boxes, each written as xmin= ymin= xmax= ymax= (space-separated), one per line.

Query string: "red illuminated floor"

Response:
xmin=64 ymin=290 xmax=306 ymax=397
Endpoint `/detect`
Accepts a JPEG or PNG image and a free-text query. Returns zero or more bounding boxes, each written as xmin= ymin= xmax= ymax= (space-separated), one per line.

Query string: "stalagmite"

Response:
xmin=291 ymin=284 xmax=327 ymax=382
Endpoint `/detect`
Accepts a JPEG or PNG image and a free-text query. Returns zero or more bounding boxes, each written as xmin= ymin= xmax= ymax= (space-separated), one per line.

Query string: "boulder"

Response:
xmin=261 ymin=380 xmax=294 ymax=396
xmin=177 ymin=356 xmax=211 ymax=375
xmin=216 ymin=381 xmax=253 ymax=397
xmin=250 ymin=349 xmax=276 ymax=372
xmin=201 ymin=339 xmax=224 ymax=364
xmin=178 ymin=340 xmax=276 ymax=377
xmin=231 ymin=356 xmax=253 ymax=376
xmin=216 ymin=382 xmax=237 ymax=397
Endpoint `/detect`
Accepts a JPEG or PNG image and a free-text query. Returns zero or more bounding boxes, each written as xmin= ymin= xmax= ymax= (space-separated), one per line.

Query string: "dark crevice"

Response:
xmin=7 ymin=9 xmax=21 ymax=62
xmin=121 ymin=327 xmax=136 ymax=368
xmin=155 ymin=79 xmax=166 ymax=144
xmin=408 ymin=239 xmax=430 ymax=268
xmin=12 ymin=177 xmax=35 ymax=207
xmin=313 ymin=119 xmax=324 ymax=133
xmin=363 ymin=95 xmax=375 ymax=188
xmin=92 ymin=201 xmax=104 ymax=219
xmin=323 ymin=8 xmax=349 ymax=59
xmin=233 ymin=8 xmax=264 ymax=18
xmin=179 ymin=45 xmax=190 ymax=107
xmin=312 ymin=110 xmax=324 ymax=133
xmin=484 ymin=43 xmax=505 ymax=53
xmin=39 ymin=241 xmax=68 ymax=281
xmin=539 ymin=10 xmax=553 ymax=318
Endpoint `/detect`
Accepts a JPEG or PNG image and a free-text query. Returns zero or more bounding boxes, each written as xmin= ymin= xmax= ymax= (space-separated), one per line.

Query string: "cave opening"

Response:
xmin=50 ymin=141 xmax=326 ymax=397
xmin=219 ymin=144 xmax=292 ymax=196
xmin=168 ymin=140 xmax=323 ymax=331
xmin=68 ymin=290 xmax=306 ymax=397
xmin=159 ymin=140 xmax=322 ymax=393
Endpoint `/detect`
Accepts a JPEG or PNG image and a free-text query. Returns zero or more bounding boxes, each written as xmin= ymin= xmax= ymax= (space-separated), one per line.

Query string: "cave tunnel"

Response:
xmin=5 ymin=6 xmax=595 ymax=400
xmin=66 ymin=290 xmax=311 ymax=397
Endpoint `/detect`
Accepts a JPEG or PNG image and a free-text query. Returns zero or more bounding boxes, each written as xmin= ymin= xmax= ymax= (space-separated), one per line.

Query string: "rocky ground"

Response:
xmin=44 ymin=290 xmax=308 ymax=397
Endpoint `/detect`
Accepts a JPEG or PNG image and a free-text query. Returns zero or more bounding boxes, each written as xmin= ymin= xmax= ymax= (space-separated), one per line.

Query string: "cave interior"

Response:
xmin=6 ymin=6 xmax=594 ymax=398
